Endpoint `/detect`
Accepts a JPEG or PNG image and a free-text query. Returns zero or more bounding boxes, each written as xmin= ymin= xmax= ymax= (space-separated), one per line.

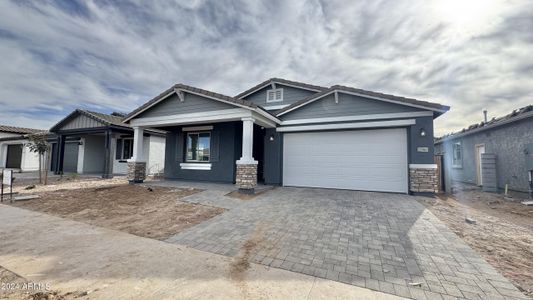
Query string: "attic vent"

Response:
xmin=266 ymin=88 xmax=283 ymax=102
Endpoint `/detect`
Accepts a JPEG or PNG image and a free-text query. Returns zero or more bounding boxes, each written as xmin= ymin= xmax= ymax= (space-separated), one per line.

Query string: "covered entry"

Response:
xmin=6 ymin=144 xmax=23 ymax=169
xmin=282 ymin=128 xmax=408 ymax=193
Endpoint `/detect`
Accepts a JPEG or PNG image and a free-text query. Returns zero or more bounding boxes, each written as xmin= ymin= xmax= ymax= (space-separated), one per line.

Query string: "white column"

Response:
xmin=130 ymin=127 xmax=145 ymax=162
xmin=237 ymin=117 xmax=257 ymax=164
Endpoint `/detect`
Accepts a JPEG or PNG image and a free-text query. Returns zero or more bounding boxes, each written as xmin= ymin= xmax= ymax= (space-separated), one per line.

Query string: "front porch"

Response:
xmin=123 ymin=84 xmax=282 ymax=192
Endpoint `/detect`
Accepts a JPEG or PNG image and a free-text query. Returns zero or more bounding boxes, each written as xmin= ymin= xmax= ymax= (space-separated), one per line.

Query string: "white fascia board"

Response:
xmin=251 ymin=112 xmax=277 ymax=128
xmin=263 ymin=104 xmax=290 ymax=110
xmin=281 ymin=111 xmax=433 ymax=125
xmin=238 ymin=82 xmax=323 ymax=99
xmin=252 ymin=108 xmax=281 ymax=125
xmin=130 ymin=108 xmax=251 ymax=127
xmin=409 ymin=164 xmax=438 ymax=169
xmin=276 ymin=119 xmax=416 ymax=132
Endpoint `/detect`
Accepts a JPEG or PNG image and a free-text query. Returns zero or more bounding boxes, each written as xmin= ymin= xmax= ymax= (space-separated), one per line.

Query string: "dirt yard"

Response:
xmin=7 ymin=184 xmax=225 ymax=241
xmin=418 ymin=183 xmax=533 ymax=297
xmin=0 ymin=266 xmax=82 ymax=300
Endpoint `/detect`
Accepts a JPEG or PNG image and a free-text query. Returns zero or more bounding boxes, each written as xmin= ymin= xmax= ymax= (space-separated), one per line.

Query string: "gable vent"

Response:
xmin=267 ymin=88 xmax=283 ymax=102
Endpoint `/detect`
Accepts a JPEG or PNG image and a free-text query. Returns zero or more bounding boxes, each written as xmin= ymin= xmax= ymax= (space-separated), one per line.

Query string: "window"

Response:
xmin=116 ymin=138 xmax=133 ymax=160
xmin=266 ymin=88 xmax=283 ymax=102
xmin=452 ymin=142 xmax=462 ymax=167
xmin=186 ymin=132 xmax=210 ymax=162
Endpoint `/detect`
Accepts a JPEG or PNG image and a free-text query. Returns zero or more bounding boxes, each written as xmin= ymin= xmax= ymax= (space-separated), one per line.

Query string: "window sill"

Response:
xmin=180 ymin=163 xmax=212 ymax=170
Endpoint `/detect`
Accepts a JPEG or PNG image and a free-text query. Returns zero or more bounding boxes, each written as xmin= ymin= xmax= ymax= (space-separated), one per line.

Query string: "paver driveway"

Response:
xmin=164 ymin=185 xmax=526 ymax=300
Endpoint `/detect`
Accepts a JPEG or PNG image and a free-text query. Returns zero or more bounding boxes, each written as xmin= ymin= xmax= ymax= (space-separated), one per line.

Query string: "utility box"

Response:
xmin=526 ymin=143 xmax=533 ymax=171
xmin=481 ymin=153 xmax=498 ymax=193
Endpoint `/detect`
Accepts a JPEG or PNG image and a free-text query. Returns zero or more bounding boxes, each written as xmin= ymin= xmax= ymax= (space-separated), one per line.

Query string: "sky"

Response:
xmin=0 ymin=0 xmax=531 ymax=136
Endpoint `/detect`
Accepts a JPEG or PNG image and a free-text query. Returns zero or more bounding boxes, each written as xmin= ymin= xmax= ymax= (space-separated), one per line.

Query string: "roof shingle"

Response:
xmin=0 ymin=125 xmax=46 ymax=135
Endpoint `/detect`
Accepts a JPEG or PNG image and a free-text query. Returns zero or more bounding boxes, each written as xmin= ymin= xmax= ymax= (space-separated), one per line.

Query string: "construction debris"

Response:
xmin=408 ymin=282 xmax=423 ymax=287
xmin=465 ymin=217 xmax=477 ymax=224
xmin=13 ymin=195 xmax=40 ymax=201
xmin=521 ymin=201 xmax=533 ymax=206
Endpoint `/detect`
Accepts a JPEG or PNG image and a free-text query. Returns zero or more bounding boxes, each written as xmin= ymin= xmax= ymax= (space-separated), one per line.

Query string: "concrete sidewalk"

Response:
xmin=0 ymin=204 xmax=405 ymax=300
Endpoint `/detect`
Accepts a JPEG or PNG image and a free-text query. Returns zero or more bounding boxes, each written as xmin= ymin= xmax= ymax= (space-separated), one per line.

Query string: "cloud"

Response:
xmin=0 ymin=0 xmax=531 ymax=135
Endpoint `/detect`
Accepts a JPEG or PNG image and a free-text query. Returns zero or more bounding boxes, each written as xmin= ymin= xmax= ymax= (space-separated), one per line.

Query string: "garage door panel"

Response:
xmin=283 ymin=128 xmax=408 ymax=193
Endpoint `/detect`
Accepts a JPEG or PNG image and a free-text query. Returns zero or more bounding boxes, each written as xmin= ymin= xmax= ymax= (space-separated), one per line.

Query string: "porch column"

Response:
xmin=236 ymin=117 xmax=258 ymax=193
xmin=55 ymin=135 xmax=65 ymax=175
xmin=127 ymin=126 xmax=146 ymax=184
xmin=102 ymin=130 xmax=113 ymax=179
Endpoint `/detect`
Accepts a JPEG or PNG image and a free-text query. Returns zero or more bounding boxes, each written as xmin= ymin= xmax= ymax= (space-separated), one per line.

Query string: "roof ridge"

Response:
xmin=436 ymin=104 xmax=533 ymax=141
xmin=235 ymin=78 xmax=328 ymax=99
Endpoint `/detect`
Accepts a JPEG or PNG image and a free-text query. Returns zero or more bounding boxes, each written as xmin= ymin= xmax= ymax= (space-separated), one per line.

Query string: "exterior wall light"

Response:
xmin=269 ymin=135 xmax=275 ymax=141
xmin=420 ymin=128 xmax=426 ymax=137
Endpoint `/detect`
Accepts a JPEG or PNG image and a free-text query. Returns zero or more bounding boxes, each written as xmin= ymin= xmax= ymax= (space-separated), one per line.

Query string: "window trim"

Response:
xmin=266 ymin=88 xmax=284 ymax=103
xmin=185 ymin=131 xmax=211 ymax=163
xmin=452 ymin=141 xmax=463 ymax=168
xmin=116 ymin=137 xmax=133 ymax=162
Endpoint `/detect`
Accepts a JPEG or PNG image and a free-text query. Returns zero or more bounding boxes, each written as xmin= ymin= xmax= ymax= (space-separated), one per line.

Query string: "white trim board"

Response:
xmin=263 ymin=104 xmax=290 ymax=110
xmin=409 ymin=164 xmax=437 ymax=169
xmin=180 ymin=163 xmax=212 ymax=170
xmin=281 ymin=111 xmax=433 ymax=125
xmin=276 ymin=119 xmax=416 ymax=132
xmin=130 ymin=108 xmax=277 ymax=129
xmin=277 ymin=89 xmax=446 ymax=117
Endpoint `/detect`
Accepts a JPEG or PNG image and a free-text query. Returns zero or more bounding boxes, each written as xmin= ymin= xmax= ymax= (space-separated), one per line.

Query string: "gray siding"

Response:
xmin=164 ymin=122 xmax=241 ymax=183
xmin=263 ymin=128 xmax=282 ymax=185
xmin=83 ymin=135 xmax=105 ymax=173
xmin=281 ymin=93 xmax=424 ymax=121
xmin=243 ymin=85 xmax=318 ymax=108
xmin=61 ymin=114 xmax=104 ymax=130
xmin=436 ymin=117 xmax=533 ymax=192
xmin=409 ymin=116 xmax=435 ymax=164
xmin=138 ymin=92 xmax=236 ymax=118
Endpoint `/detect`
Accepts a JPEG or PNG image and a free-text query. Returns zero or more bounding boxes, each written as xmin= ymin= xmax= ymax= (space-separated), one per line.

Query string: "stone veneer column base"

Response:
xmin=127 ymin=161 xmax=146 ymax=184
xmin=236 ymin=163 xmax=257 ymax=193
xmin=409 ymin=165 xmax=439 ymax=194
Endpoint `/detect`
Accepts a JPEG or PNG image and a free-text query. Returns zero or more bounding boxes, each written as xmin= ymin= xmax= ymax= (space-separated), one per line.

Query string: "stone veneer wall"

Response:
xmin=409 ymin=166 xmax=438 ymax=193
xmin=127 ymin=161 xmax=146 ymax=183
xmin=236 ymin=163 xmax=257 ymax=191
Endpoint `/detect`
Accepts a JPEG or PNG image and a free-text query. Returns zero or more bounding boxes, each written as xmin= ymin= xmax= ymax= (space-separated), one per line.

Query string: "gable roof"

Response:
xmin=235 ymin=78 xmax=328 ymax=99
xmin=50 ymin=109 xmax=129 ymax=132
xmin=276 ymin=85 xmax=450 ymax=117
xmin=436 ymin=105 xmax=533 ymax=143
xmin=0 ymin=125 xmax=46 ymax=135
xmin=124 ymin=83 xmax=279 ymax=123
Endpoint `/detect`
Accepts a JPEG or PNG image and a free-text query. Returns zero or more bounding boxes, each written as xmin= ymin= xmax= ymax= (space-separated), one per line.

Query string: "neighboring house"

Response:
xmin=435 ymin=105 xmax=533 ymax=193
xmin=123 ymin=78 xmax=449 ymax=194
xmin=48 ymin=109 xmax=166 ymax=177
xmin=0 ymin=125 xmax=46 ymax=171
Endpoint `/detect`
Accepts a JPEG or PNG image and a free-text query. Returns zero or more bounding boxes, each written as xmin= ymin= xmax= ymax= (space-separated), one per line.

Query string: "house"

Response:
xmin=435 ymin=105 xmax=533 ymax=193
xmin=0 ymin=125 xmax=46 ymax=172
xmin=123 ymin=78 xmax=449 ymax=194
xmin=48 ymin=109 xmax=166 ymax=178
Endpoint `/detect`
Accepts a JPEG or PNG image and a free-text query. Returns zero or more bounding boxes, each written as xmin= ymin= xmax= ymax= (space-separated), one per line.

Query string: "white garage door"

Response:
xmin=283 ymin=128 xmax=408 ymax=193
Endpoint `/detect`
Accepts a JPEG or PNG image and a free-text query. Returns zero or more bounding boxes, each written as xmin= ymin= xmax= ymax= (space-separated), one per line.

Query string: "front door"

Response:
xmin=6 ymin=144 xmax=23 ymax=169
xmin=475 ymin=144 xmax=485 ymax=186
